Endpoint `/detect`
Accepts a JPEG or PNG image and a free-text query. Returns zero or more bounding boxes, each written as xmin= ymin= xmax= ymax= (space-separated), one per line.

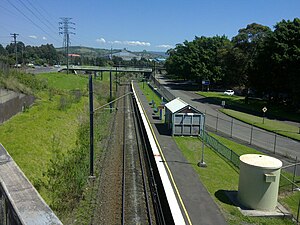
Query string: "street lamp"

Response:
xmin=88 ymin=75 xmax=133 ymax=178
xmin=198 ymin=113 xmax=207 ymax=167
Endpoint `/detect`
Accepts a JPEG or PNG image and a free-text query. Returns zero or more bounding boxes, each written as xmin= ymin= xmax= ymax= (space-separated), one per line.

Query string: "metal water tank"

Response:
xmin=237 ymin=154 xmax=282 ymax=211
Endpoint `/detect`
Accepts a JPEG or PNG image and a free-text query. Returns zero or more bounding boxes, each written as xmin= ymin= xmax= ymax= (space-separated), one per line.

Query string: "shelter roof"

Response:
xmin=165 ymin=97 xmax=188 ymax=113
xmin=165 ymin=97 xmax=202 ymax=114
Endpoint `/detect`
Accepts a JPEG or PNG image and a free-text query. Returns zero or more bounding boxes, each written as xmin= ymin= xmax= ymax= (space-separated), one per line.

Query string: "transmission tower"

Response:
xmin=10 ymin=33 xmax=19 ymax=66
xmin=59 ymin=17 xmax=75 ymax=74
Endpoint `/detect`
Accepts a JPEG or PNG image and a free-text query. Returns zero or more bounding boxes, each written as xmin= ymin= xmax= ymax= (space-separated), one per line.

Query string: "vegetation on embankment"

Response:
xmin=0 ymin=70 xmax=115 ymax=223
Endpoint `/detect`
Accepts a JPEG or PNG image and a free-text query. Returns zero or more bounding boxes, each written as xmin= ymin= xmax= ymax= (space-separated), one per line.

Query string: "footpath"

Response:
xmin=133 ymin=83 xmax=227 ymax=225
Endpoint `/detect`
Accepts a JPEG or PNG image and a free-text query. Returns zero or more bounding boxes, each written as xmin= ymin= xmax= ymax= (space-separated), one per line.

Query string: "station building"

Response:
xmin=164 ymin=98 xmax=204 ymax=136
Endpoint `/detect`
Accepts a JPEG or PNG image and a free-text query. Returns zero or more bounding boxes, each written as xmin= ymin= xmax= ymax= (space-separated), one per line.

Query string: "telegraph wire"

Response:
xmin=16 ymin=0 xmax=57 ymax=35
xmin=22 ymin=0 xmax=58 ymax=33
xmin=6 ymin=0 xmax=61 ymax=44
xmin=0 ymin=4 xmax=19 ymax=17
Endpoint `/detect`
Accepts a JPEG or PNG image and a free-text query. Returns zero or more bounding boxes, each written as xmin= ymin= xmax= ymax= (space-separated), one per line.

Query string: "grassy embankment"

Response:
xmin=197 ymin=91 xmax=300 ymax=141
xmin=0 ymin=71 xmax=115 ymax=223
xmin=137 ymin=83 xmax=298 ymax=224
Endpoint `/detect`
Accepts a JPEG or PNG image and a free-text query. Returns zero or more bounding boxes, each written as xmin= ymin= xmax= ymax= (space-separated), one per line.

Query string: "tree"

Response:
xmin=252 ymin=18 xmax=300 ymax=107
xmin=227 ymin=23 xmax=272 ymax=87
xmin=165 ymin=35 xmax=231 ymax=84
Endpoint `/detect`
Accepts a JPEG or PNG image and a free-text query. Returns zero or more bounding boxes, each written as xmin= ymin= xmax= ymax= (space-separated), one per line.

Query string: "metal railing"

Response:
xmin=149 ymin=75 xmax=300 ymax=163
xmin=147 ymin=75 xmax=300 ymax=223
xmin=202 ymin=131 xmax=240 ymax=168
xmin=0 ymin=144 xmax=62 ymax=225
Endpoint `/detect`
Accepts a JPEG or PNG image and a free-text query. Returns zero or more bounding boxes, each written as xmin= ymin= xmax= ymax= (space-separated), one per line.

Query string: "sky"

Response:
xmin=0 ymin=0 xmax=299 ymax=52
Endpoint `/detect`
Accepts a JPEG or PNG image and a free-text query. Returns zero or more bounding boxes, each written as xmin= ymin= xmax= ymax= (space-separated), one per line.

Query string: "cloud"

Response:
xmin=156 ymin=44 xmax=173 ymax=48
xmin=108 ymin=40 xmax=151 ymax=47
xmin=124 ymin=41 xmax=151 ymax=46
xmin=96 ymin=37 xmax=106 ymax=43
xmin=29 ymin=35 xmax=37 ymax=39
xmin=42 ymin=36 xmax=47 ymax=40
xmin=108 ymin=40 xmax=122 ymax=44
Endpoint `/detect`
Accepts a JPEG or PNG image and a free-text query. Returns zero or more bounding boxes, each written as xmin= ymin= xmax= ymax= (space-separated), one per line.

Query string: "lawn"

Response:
xmin=174 ymin=135 xmax=297 ymax=225
xmin=197 ymin=91 xmax=300 ymax=140
xmin=37 ymin=72 xmax=89 ymax=90
xmin=221 ymin=109 xmax=300 ymax=141
xmin=197 ymin=91 xmax=300 ymax=123
xmin=137 ymin=82 xmax=298 ymax=223
xmin=138 ymin=82 xmax=163 ymax=108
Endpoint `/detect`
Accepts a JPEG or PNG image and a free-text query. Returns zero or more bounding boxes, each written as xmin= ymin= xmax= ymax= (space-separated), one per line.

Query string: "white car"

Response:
xmin=224 ymin=90 xmax=234 ymax=96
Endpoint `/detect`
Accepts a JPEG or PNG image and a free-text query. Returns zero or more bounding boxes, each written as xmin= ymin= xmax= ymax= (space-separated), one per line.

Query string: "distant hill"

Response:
xmin=56 ymin=46 xmax=168 ymax=59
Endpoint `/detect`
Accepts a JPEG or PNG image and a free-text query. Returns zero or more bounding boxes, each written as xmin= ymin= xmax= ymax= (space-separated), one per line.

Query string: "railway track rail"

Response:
xmin=121 ymin=84 xmax=155 ymax=224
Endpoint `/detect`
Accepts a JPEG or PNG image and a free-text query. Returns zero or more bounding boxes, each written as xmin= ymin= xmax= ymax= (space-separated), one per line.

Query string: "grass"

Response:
xmin=136 ymin=81 xmax=298 ymax=223
xmin=197 ymin=91 xmax=300 ymax=123
xmin=37 ymin=72 xmax=89 ymax=90
xmin=0 ymin=94 xmax=86 ymax=202
xmin=174 ymin=135 xmax=298 ymax=225
xmin=0 ymin=72 xmax=111 ymax=209
xmin=221 ymin=109 xmax=300 ymax=141
xmin=138 ymin=82 xmax=163 ymax=106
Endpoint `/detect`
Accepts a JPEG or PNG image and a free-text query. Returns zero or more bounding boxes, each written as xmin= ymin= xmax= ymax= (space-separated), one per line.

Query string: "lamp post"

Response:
xmin=198 ymin=113 xmax=207 ymax=167
xmin=88 ymin=75 xmax=133 ymax=178
xmin=89 ymin=75 xmax=95 ymax=178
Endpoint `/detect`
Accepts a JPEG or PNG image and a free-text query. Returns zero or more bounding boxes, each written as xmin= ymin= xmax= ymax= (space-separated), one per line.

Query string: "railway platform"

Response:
xmin=133 ymin=83 xmax=227 ymax=225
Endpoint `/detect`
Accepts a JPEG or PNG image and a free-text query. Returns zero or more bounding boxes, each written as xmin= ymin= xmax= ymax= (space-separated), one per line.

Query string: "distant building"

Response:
xmin=68 ymin=53 xmax=81 ymax=57
xmin=111 ymin=48 xmax=141 ymax=61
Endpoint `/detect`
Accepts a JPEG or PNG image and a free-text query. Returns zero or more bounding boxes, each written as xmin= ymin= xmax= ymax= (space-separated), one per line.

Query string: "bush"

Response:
xmin=46 ymin=121 xmax=90 ymax=214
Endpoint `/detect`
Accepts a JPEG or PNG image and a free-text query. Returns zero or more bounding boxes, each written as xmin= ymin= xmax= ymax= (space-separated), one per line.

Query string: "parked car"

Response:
xmin=224 ymin=90 xmax=234 ymax=96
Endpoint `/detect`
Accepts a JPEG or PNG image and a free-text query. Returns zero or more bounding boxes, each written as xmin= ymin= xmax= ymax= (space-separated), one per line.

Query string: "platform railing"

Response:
xmin=0 ymin=144 xmax=62 ymax=225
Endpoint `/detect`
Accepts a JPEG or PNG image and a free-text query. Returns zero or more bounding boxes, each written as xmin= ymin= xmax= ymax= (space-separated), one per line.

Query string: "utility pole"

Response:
xmin=59 ymin=18 xmax=75 ymax=74
xmin=10 ymin=33 xmax=19 ymax=66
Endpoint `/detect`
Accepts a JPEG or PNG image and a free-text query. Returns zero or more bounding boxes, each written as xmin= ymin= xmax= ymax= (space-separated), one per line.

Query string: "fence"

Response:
xmin=202 ymin=131 xmax=300 ymax=223
xmin=148 ymin=75 xmax=300 ymax=222
xmin=150 ymin=75 xmax=175 ymax=102
xmin=149 ymin=74 xmax=300 ymax=165
xmin=202 ymin=131 xmax=240 ymax=168
xmin=205 ymin=113 xmax=300 ymax=161
xmin=0 ymin=144 xmax=62 ymax=225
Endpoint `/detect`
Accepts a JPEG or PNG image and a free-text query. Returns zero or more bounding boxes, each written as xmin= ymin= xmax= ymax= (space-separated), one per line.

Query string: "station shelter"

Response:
xmin=164 ymin=97 xmax=204 ymax=136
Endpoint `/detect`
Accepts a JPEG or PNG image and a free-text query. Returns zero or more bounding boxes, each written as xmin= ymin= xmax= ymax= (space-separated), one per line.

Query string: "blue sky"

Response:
xmin=0 ymin=0 xmax=299 ymax=52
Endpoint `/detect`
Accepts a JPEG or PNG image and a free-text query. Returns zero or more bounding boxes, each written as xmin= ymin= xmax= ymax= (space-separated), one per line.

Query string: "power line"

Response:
xmin=10 ymin=33 xmax=19 ymax=65
xmin=16 ymin=0 xmax=57 ymax=35
xmin=59 ymin=17 xmax=75 ymax=74
xmin=22 ymin=0 xmax=58 ymax=33
xmin=6 ymin=0 xmax=61 ymax=44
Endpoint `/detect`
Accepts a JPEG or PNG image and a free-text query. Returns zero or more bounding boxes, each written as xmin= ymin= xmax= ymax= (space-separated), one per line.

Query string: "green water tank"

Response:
xmin=237 ymin=154 xmax=282 ymax=211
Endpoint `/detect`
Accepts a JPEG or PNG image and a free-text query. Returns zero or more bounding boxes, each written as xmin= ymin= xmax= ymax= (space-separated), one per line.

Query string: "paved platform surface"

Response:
xmin=134 ymin=83 xmax=227 ymax=225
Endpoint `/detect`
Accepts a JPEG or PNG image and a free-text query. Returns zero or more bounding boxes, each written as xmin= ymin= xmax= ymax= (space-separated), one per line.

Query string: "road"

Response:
xmin=156 ymin=76 xmax=300 ymax=163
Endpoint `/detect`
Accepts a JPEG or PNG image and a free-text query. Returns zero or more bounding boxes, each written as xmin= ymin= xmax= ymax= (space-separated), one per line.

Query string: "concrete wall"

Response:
xmin=0 ymin=89 xmax=35 ymax=124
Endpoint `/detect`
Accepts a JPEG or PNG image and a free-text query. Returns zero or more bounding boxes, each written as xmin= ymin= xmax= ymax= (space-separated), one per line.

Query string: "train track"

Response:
xmin=121 ymin=84 xmax=155 ymax=224
xmin=91 ymin=80 xmax=168 ymax=224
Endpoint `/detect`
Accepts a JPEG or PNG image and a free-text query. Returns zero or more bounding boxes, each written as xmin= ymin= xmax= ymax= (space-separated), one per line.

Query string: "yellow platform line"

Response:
xmin=136 ymin=87 xmax=193 ymax=225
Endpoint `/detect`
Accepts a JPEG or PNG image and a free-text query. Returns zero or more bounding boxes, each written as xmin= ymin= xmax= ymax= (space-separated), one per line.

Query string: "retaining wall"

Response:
xmin=0 ymin=89 xmax=35 ymax=124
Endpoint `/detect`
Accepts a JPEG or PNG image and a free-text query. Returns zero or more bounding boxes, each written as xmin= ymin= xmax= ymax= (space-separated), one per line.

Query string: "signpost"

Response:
xmin=202 ymin=80 xmax=210 ymax=92
xmin=262 ymin=107 xmax=267 ymax=124
xmin=221 ymin=101 xmax=225 ymax=108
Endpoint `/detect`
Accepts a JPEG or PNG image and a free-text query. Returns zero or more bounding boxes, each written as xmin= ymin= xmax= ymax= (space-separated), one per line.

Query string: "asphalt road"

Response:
xmin=156 ymin=76 xmax=300 ymax=164
xmin=26 ymin=66 xmax=60 ymax=74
